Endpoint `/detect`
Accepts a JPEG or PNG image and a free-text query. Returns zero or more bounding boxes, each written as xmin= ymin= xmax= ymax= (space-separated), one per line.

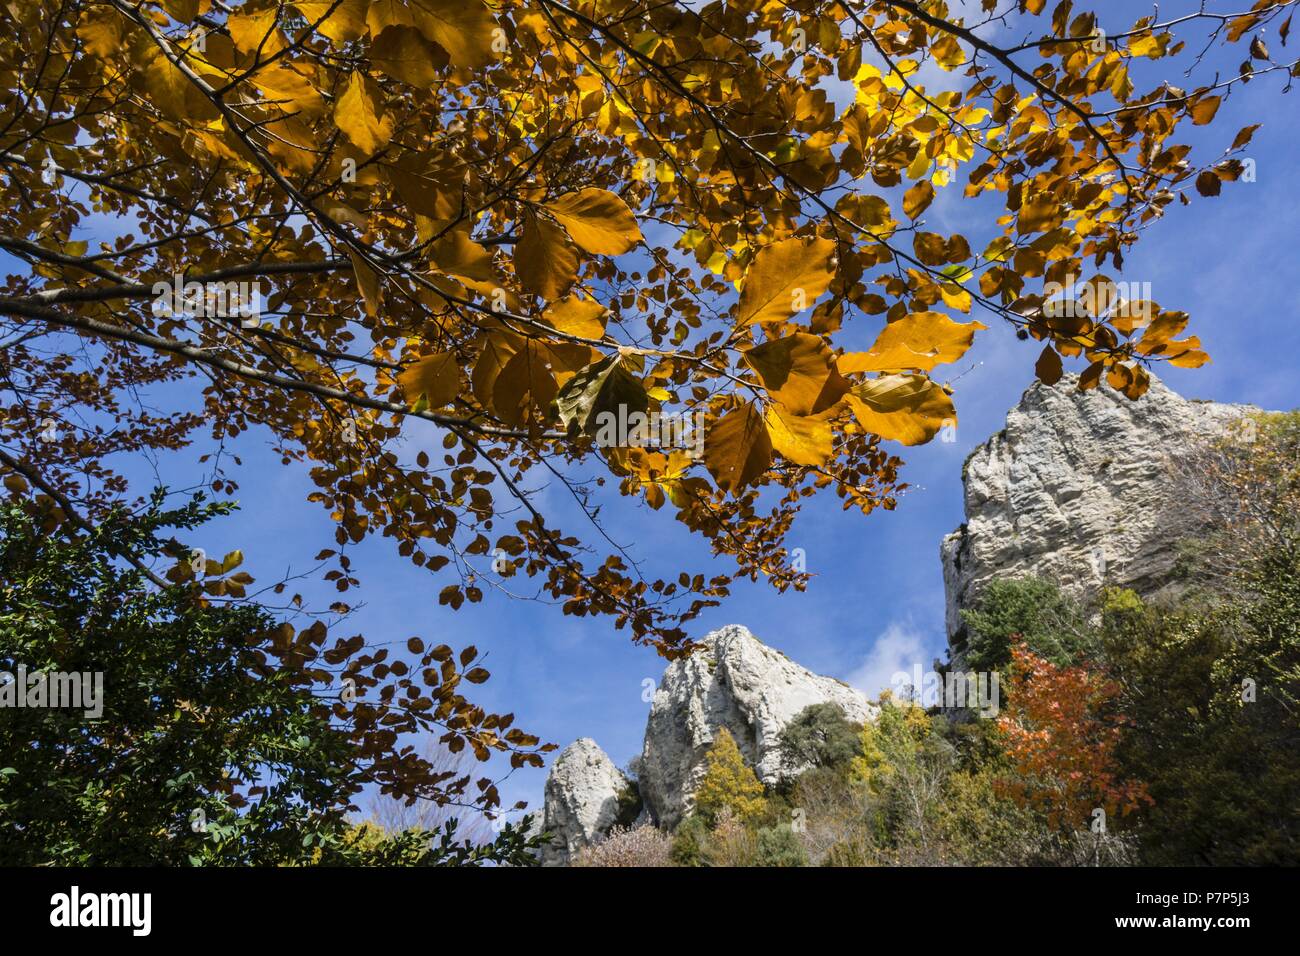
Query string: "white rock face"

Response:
xmin=941 ymin=373 xmax=1256 ymax=647
xmin=637 ymin=624 xmax=874 ymax=829
xmin=538 ymin=737 xmax=630 ymax=866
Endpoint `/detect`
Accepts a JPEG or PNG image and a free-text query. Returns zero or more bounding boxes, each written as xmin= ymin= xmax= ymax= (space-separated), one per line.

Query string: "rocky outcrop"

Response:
xmin=537 ymin=738 xmax=632 ymax=866
xmin=638 ymin=625 xmax=873 ymax=829
xmin=941 ymin=373 xmax=1257 ymax=648
xmin=537 ymin=625 xmax=873 ymax=861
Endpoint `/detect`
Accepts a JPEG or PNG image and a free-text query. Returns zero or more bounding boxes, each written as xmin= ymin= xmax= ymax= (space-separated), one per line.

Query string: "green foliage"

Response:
xmin=613 ymin=780 xmax=644 ymax=829
xmin=0 ymin=497 xmax=538 ymax=866
xmin=777 ymin=702 xmax=862 ymax=773
xmin=669 ymin=813 xmax=710 ymax=867
xmin=1102 ymin=556 xmax=1300 ymax=865
xmin=959 ymin=577 xmax=1093 ymax=672
xmin=755 ymin=823 xmax=807 ymax=867
xmin=693 ymin=728 xmax=765 ymax=825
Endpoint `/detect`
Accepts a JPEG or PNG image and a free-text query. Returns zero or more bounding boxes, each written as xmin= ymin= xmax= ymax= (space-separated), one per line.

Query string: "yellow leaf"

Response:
xmin=543 ymin=295 xmax=607 ymax=339
xmin=292 ymin=0 xmax=368 ymax=44
xmin=743 ymin=332 xmax=850 ymax=415
xmin=372 ymin=25 xmax=448 ymax=87
xmin=840 ymin=312 xmax=984 ymax=374
xmin=494 ymin=340 xmax=557 ymax=425
xmin=737 ymin=236 xmax=837 ymax=326
xmin=335 ymin=72 xmax=393 ymax=154
xmin=252 ymin=66 xmax=325 ymax=117
xmin=428 ymin=229 xmax=493 ymax=282
xmin=1135 ymin=311 xmax=1190 ymax=354
xmin=940 ymin=283 xmax=972 ymax=313
xmin=141 ymin=47 xmax=218 ymax=123
xmin=403 ymin=0 xmax=498 ymax=69
xmin=161 ymin=0 xmax=199 ymax=20
xmin=544 ymin=188 xmax=642 ymax=256
xmin=386 ymin=154 xmax=463 ymax=220
xmin=76 ymin=9 xmax=125 ymax=58
xmin=348 ymin=249 xmax=382 ymax=316
xmin=1016 ymin=195 xmax=1061 ymax=235
xmin=903 ymin=180 xmax=935 ymax=219
xmin=1166 ymin=345 xmax=1211 ymax=368
xmin=764 ymin=405 xmax=833 ymax=466
xmin=227 ymin=8 xmax=288 ymax=57
xmin=367 ymin=0 xmax=419 ymax=36
xmin=931 ymin=33 xmax=966 ymax=70
xmin=472 ymin=331 xmax=520 ymax=410
xmin=398 ymin=351 xmax=459 ymax=407
xmin=845 ymin=374 xmax=955 ymax=445
xmin=1190 ymin=95 xmax=1221 ymax=125
xmin=704 ymin=403 xmax=773 ymax=492
xmin=515 ymin=212 xmax=579 ymax=300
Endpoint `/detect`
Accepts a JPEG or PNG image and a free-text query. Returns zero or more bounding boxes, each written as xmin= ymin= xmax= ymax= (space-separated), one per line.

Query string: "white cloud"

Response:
xmin=845 ymin=620 xmax=934 ymax=699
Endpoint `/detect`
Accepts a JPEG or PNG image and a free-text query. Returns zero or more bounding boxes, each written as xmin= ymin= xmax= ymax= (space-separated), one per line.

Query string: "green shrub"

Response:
xmin=777 ymin=702 xmax=862 ymax=773
xmin=755 ymin=823 xmax=807 ymax=867
xmin=960 ymin=577 xmax=1093 ymax=671
xmin=669 ymin=813 xmax=709 ymax=867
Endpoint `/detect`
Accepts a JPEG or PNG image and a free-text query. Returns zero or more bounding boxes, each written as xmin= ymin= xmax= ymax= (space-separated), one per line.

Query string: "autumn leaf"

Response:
xmin=292 ymin=0 xmax=368 ymax=44
xmin=429 ymin=228 xmax=495 ymax=286
xmin=1016 ymin=195 xmax=1062 ymax=235
xmin=704 ymin=402 xmax=773 ymax=492
xmin=544 ymin=188 xmax=643 ymax=256
xmin=76 ymin=9 xmax=125 ymax=58
xmin=554 ymin=354 xmax=648 ymax=438
xmin=515 ymin=212 xmax=579 ymax=300
xmin=348 ymin=250 xmax=382 ymax=317
xmin=1035 ymin=345 xmax=1064 ymax=385
xmin=471 ymin=331 xmax=520 ymax=410
xmin=386 ymin=153 xmax=463 ymax=220
xmin=335 ymin=72 xmax=393 ymax=154
xmin=387 ymin=0 xmax=499 ymax=69
xmin=743 ymin=332 xmax=850 ymax=415
xmin=160 ymin=0 xmax=199 ymax=20
xmin=543 ymin=295 xmax=608 ymax=340
xmin=736 ymin=237 xmax=837 ymax=326
xmin=1195 ymin=170 xmax=1222 ymax=197
xmin=1189 ymin=95 xmax=1221 ymax=125
xmin=845 ymin=374 xmax=955 ymax=446
xmin=764 ymin=404 xmax=833 ymax=466
xmin=494 ymin=340 xmax=558 ymax=426
xmin=141 ymin=47 xmax=218 ymax=123
xmin=252 ymin=66 xmax=326 ymax=118
xmin=840 ymin=312 xmax=985 ymax=374
xmin=398 ymin=351 xmax=459 ymax=407
xmin=1135 ymin=311 xmax=1190 ymax=354
xmin=903 ymin=180 xmax=935 ymax=219
xmin=372 ymin=25 xmax=449 ymax=87
xmin=227 ymin=8 xmax=288 ymax=57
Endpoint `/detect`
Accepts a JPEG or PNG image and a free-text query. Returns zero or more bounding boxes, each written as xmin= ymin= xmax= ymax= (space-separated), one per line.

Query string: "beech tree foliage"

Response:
xmin=0 ymin=0 xmax=1291 ymax=790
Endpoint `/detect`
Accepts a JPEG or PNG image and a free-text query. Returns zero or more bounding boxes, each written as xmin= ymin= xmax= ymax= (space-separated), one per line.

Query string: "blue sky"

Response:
xmin=7 ymin=1 xmax=1299 ymax=822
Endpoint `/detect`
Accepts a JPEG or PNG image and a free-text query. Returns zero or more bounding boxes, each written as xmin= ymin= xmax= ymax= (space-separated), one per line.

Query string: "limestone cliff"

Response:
xmin=538 ymin=625 xmax=870 ymax=862
xmin=941 ymin=373 xmax=1256 ymax=647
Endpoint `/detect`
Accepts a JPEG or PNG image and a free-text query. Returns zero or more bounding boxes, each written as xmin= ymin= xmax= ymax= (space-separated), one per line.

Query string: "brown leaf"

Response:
xmin=1035 ymin=345 xmax=1063 ymax=385
xmin=515 ymin=212 xmax=579 ymax=300
xmin=704 ymin=402 xmax=773 ymax=493
xmin=903 ymin=180 xmax=935 ymax=219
